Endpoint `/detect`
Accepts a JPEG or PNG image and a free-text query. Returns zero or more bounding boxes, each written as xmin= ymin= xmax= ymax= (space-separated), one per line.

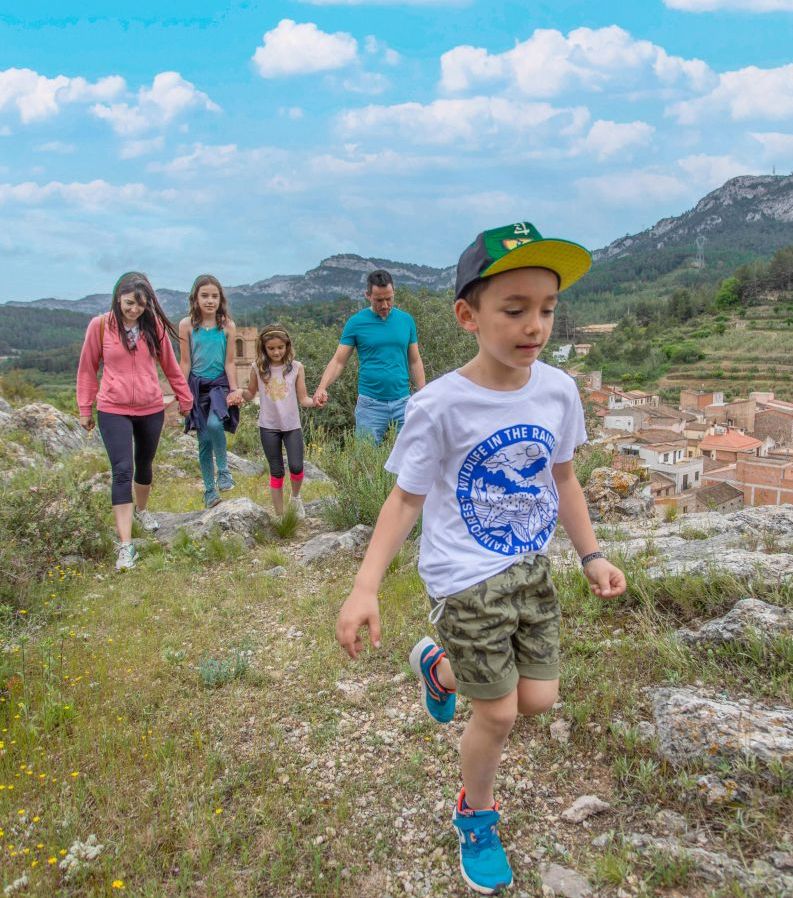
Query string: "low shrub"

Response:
xmin=319 ymin=430 xmax=399 ymax=529
xmin=0 ymin=465 xmax=111 ymax=609
xmin=574 ymin=444 xmax=615 ymax=487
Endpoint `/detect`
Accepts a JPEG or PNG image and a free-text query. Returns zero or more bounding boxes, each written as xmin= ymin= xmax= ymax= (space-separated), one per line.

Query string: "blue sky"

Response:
xmin=2 ymin=0 xmax=793 ymax=301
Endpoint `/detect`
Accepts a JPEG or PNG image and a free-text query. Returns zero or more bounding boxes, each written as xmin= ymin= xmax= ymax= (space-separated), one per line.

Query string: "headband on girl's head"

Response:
xmin=262 ymin=329 xmax=290 ymax=341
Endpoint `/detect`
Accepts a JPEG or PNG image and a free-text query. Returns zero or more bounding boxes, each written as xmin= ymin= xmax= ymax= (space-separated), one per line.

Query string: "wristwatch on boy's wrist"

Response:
xmin=580 ymin=551 xmax=606 ymax=568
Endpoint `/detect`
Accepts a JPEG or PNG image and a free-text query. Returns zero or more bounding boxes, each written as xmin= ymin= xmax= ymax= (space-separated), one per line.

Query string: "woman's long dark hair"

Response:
xmin=187 ymin=274 xmax=230 ymax=330
xmin=109 ymin=272 xmax=178 ymax=355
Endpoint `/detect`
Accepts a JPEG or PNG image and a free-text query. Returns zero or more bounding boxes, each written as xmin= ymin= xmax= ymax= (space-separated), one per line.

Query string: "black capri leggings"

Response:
xmin=98 ymin=410 xmax=165 ymax=506
xmin=259 ymin=427 xmax=304 ymax=483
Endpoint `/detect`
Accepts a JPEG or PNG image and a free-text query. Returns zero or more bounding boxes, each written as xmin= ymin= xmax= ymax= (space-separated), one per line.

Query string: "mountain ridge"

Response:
xmin=5 ymin=174 xmax=793 ymax=316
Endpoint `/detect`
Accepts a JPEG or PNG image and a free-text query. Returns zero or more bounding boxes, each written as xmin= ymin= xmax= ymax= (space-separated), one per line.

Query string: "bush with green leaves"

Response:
xmin=318 ymin=430 xmax=400 ymax=530
xmin=0 ymin=465 xmax=111 ymax=609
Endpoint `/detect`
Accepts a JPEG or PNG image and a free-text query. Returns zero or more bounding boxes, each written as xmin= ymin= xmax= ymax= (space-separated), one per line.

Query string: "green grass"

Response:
xmin=1 ymin=437 xmax=791 ymax=896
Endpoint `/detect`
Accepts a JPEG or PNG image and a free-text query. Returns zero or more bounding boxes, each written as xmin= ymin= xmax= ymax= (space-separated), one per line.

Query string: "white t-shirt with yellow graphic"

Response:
xmin=255 ymin=362 xmax=302 ymax=431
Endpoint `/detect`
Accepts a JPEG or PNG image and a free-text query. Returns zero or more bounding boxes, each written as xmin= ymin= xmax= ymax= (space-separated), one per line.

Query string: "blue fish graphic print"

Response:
xmin=456 ymin=425 xmax=558 ymax=555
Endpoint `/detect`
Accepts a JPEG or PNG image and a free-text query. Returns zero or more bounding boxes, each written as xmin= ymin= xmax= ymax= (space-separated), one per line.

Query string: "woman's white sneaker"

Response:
xmin=291 ymin=497 xmax=306 ymax=520
xmin=115 ymin=542 xmax=139 ymax=571
xmin=133 ymin=507 xmax=160 ymax=531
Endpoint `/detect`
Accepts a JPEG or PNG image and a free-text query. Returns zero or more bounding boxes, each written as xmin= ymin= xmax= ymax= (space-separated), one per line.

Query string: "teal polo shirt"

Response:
xmin=340 ymin=307 xmax=418 ymax=402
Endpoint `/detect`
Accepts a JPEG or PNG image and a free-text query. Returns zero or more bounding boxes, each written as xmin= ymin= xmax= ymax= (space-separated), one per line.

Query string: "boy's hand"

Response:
xmin=336 ymin=587 xmax=381 ymax=660
xmin=583 ymin=558 xmax=626 ymax=599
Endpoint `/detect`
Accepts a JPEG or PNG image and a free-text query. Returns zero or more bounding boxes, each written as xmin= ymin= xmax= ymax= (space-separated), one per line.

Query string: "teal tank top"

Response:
xmin=191 ymin=326 xmax=227 ymax=379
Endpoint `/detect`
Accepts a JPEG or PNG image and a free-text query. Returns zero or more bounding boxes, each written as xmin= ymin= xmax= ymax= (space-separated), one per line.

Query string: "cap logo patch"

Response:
xmin=501 ymin=237 xmax=533 ymax=251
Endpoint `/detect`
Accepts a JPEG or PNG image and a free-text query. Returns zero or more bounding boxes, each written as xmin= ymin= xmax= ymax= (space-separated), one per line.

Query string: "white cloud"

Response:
xmin=279 ymin=106 xmax=305 ymax=119
xmin=664 ymin=0 xmax=793 ymax=11
xmin=91 ymin=72 xmax=219 ymax=135
xmin=677 ymin=153 xmax=759 ymax=187
xmin=575 ymin=120 xmax=655 ymax=160
xmin=364 ymin=36 xmax=401 ymax=65
xmin=575 ymin=169 xmax=688 ymax=206
xmin=0 ymin=179 xmax=176 ymax=209
xmin=339 ymin=96 xmax=586 ymax=146
xmin=342 ymin=72 xmax=391 ymax=95
xmin=751 ymin=131 xmax=793 ymax=157
xmin=440 ymin=27 xmax=714 ymax=97
xmin=34 ymin=141 xmax=76 ymax=154
xmin=120 ymin=136 xmax=165 ymax=159
xmin=668 ymin=63 xmax=793 ymax=123
xmin=0 ymin=68 xmax=124 ymax=123
xmin=148 ymin=143 xmax=239 ymax=175
xmin=252 ymin=20 xmax=358 ymax=78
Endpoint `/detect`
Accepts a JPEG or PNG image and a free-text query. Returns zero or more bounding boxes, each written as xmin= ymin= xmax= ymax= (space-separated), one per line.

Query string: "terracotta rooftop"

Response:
xmin=634 ymin=428 xmax=687 ymax=444
xmin=696 ymin=482 xmax=743 ymax=506
xmin=699 ymin=431 xmax=763 ymax=452
xmin=650 ymin=471 xmax=676 ymax=487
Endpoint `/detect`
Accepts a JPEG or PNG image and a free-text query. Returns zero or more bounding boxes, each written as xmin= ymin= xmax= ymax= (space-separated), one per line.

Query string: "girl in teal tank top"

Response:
xmin=178 ymin=275 xmax=244 ymax=507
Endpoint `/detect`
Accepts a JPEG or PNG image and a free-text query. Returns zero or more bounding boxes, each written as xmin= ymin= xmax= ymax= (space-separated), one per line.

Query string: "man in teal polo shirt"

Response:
xmin=313 ymin=269 xmax=426 ymax=443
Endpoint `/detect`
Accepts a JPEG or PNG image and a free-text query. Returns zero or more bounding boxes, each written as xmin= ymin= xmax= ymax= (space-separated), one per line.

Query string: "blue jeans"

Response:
xmin=198 ymin=411 xmax=229 ymax=491
xmin=354 ymin=394 xmax=409 ymax=444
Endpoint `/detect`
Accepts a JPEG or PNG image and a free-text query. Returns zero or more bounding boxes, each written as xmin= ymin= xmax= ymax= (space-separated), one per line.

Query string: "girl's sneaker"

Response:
xmin=217 ymin=471 xmax=235 ymax=492
xmin=204 ymin=489 xmax=222 ymax=509
xmin=133 ymin=506 xmax=160 ymax=531
xmin=115 ymin=542 xmax=139 ymax=571
xmin=409 ymin=636 xmax=456 ymax=723
xmin=452 ymin=790 xmax=513 ymax=895
xmin=291 ymin=496 xmax=306 ymax=520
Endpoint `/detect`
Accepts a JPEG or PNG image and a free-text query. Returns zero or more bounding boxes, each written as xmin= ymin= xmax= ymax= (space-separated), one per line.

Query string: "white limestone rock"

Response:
xmin=650 ymin=686 xmax=793 ymax=768
xmin=676 ymin=598 xmax=792 ymax=646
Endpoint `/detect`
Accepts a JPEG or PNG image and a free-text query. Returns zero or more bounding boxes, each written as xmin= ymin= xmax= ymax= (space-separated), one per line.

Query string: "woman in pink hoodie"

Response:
xmin=77 ymin=272 xmax=193 ymax=571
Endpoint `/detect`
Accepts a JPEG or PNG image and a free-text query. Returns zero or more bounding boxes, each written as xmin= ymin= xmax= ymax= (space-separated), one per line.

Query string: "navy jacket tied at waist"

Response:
xmin=184 ymin=372 xmax=240 ymax=435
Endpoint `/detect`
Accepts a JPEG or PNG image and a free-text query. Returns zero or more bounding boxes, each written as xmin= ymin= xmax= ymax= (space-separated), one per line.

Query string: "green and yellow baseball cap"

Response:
xmin=454 ymin=221 xmax=592 ymax=298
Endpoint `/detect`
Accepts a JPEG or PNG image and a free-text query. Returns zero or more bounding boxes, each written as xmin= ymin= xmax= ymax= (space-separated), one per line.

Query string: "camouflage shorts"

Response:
xmin=431 ymin=554 xmax=560 ymax=700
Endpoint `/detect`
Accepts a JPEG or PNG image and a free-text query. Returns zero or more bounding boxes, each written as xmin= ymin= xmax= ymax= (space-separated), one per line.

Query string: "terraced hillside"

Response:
xmin=660 ymin=306 xmax=793 ymax=401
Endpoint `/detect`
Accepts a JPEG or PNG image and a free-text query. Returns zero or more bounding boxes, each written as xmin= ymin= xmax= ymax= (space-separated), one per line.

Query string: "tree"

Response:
xmin=714 ymin=276 xmax=741 ymax=309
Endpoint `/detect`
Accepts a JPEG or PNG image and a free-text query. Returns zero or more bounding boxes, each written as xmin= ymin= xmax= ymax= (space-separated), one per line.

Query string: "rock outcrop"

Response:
xmin=676 ymin=598 xmax=792 ymax=646
xmin=583 ymin=468 xmax=654 ymax=522
xmin=649 ymin=686 xmax=793 ymax=768
xmin=153 ymin=498 xmax=272 ymax=547
xmin=297 ymin=525 xmax=373 ymax=565
xmin=562 ymin=503 xmax=793 ymax=582
xmin=0 ymin=402 xmax=88 ymax=458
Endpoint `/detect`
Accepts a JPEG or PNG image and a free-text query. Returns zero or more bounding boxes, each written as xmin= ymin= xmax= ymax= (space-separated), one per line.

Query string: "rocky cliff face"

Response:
xmin=594 ymin=174 xmax=793 ymax=262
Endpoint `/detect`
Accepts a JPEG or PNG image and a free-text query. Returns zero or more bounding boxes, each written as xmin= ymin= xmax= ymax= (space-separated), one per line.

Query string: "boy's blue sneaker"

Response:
xmin=452 ymin=790 xmax=513 ymax=895
xmin=409 ymin=636 xmax=456 ymax=724
xmin=217 ymin=471 xmax=235 ymax=491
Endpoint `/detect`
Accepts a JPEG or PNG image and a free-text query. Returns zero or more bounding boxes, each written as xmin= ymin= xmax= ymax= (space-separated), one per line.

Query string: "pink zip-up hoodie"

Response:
xmin=77 ymin=314 xmax=193 ymax=417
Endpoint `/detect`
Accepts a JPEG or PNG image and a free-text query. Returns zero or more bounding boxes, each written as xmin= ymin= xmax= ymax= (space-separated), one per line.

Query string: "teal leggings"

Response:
xmin=198 ymin=412 xmax=229 ymax=491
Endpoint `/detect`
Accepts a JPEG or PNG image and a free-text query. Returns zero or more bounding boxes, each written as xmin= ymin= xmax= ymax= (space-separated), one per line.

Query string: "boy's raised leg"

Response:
xmin=409 ymin=636 xmax=457 ymax=723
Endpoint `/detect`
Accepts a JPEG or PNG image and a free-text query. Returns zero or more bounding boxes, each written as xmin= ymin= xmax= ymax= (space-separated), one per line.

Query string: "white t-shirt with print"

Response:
xmin=385 ymin=361 xmax=587 ymax=599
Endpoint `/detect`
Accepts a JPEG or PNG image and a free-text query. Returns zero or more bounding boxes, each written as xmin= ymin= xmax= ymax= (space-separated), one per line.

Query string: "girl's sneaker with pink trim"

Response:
xmin=409 ymin=636 xmax=456 ymax=724
xmin=452 ymin=790 xmax=513 ymax=895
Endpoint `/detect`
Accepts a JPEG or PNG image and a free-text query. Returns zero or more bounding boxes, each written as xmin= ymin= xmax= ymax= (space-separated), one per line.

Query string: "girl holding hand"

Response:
xmin=77 ymin=272 xmax=193 ymax=571
xmin=241 ymin=324 xmax=314 ymax=518
xmin=179 ymin=274 xmax=243 ymax=508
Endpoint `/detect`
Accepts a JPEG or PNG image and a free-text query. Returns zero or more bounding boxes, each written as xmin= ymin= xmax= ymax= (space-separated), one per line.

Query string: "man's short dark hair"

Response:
xmin=366 ymin=269 xmax=393 ymax=293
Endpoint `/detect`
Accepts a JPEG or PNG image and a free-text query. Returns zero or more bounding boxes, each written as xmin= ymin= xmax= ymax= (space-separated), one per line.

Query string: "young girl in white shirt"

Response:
xmin=241 ymin=324 xmax=315 ymax=517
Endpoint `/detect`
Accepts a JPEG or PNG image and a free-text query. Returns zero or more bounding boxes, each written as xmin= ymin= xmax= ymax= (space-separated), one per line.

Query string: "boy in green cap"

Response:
xmin=336 ymin=222 xmax=627 ymax=894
